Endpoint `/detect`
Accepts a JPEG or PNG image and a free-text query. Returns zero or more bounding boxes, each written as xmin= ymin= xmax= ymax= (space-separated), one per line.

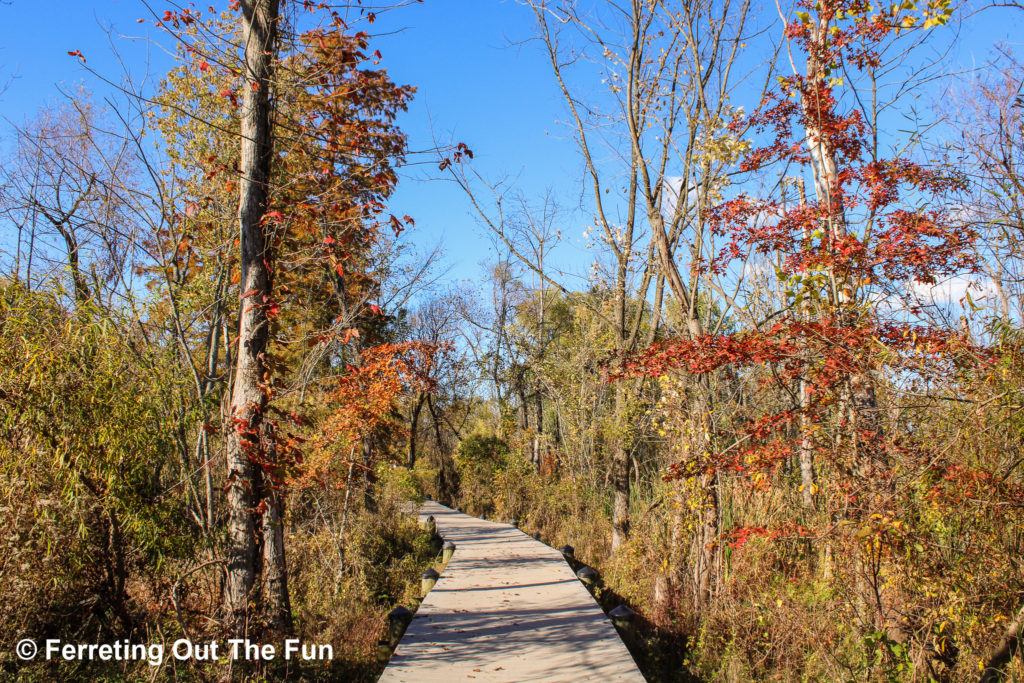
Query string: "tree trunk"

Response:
xmin=106 ymin=508 xmax=131 ymax=629
xmin=261 ymin=487 xmax=292 ymax=635
xmin=363 ymin=439 xmax=377 ymax=514
xmin=980 ymin=602 xmax=1024 ymax=683
xmin=609 ymin=230 xmax=634 ymax=553
xmin=427 ymin=394 xmax=459 ymax=503
xmin=796 ymin=178 xmax=816 ymax=510
xmin=610 ymin=384 xmax=631 ymax=552
xmin=56 ymin=222 xmax=91 ymax=305
xmin=690 ymin=382 xmax=718 ymax=608
xmin=693 ymin=471 xmax=719 ymax=608
xmin=517 ymin=383 xmax=529 ymax=430
xmin=34 ymin=187 xmax=95 ymax=307
xmin=408 ymin=393 xmax=425 ymax=469
xmin=338 ymin=462 xmax=355 ymax=574
xmin=798 ymin=377 xmax=815 ymax=508
xmin=803 ymin=16 xmax=902 ymax=643
xmin=532 ymin=389 xmax=543 ymax=472
xmin=224 ymin=0 xmax=279 ymax=636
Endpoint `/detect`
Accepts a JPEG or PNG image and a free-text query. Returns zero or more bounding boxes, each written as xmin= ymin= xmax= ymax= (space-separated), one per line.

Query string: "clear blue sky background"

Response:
xmin=0 ymin=0 xmax=1019 ymax=291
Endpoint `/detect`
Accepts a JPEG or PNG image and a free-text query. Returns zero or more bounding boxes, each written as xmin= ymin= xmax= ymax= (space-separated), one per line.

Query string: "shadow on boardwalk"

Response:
xmin=379 ymin=501 xmax=646 ymax=682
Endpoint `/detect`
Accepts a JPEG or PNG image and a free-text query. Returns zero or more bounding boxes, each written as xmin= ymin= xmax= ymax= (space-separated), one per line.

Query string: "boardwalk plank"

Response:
xmin=379 ymin=502 xmax=646 ymax=682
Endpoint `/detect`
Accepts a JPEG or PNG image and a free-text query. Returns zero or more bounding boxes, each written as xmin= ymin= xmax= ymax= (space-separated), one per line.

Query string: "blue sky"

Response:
xmin=371 ymin=1 xmax=587 ymax=287
xmin=0 ymin=0 xmax=584 ymax=290
xmin=0 ymin=0 xmax=1020 ymax=294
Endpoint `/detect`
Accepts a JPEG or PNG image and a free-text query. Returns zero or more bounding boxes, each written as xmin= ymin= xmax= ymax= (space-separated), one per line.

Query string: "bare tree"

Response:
xmin=477 ymin=1 xmax=769 ymax=609
xmin=1 ymin=97 xmax=138 ymax=307
xmin=944 ymin=54 xmax=1024 ymax=323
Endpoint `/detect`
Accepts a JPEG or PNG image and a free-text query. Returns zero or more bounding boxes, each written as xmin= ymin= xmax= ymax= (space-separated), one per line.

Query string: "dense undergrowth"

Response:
xmin=0 ymin=282 xmax=434 ymax=681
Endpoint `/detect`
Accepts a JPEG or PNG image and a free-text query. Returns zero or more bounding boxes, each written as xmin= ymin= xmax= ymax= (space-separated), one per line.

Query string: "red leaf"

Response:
xmin=323 ymin=236 xmax=336 ymax=245
xmin=67 ymin=50 xmax=86 ymax=62
xmin=198 ymin=61 xmax=211 ymax=72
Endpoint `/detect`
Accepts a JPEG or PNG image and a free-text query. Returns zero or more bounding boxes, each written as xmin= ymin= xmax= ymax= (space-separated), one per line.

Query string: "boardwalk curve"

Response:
xmin=379 ymin=501 xmax=645 ymax=682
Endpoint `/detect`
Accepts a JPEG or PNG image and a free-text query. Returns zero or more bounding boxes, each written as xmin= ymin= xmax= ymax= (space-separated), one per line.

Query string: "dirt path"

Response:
xmin=379 ymin=501 xmax=645 ymax=682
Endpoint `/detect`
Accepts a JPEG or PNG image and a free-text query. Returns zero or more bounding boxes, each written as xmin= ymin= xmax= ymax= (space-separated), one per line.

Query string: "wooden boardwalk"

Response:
xmin=379 ymin=501 xmax=645 ymax=682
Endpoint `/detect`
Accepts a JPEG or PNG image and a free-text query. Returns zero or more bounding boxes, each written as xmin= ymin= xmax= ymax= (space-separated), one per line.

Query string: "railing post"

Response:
xmin=442 ymin=541 xmax=456 ymax=564
xmin=608 ymin=604 xmax=637 ymax=641
xmin=559 ymin=544 xmax=575 ymax=565
xmin=429 ymin=532 xmax=444 ymax=556
xmin=421 ymin=568 xmax=440 ymax=596
xmin=387 ymin=606 xmax=414 ymax=647
xmin=576 ymin=565 xmax=598 ymax=592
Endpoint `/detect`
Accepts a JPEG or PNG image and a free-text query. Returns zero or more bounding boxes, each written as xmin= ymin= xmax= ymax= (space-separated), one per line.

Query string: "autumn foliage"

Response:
xmin=4 ymin=0 xmax=1024 ymax=681
xmin=302 ymin=341 xmax=443 ymax=488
